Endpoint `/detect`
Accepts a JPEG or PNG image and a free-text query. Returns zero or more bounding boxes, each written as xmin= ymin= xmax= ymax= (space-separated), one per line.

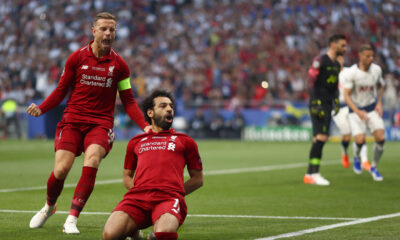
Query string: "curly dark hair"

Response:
xmin=141 ymin=89 xmax=175 ymax=124
xmin=328 ymin=34 xmax=346 ymax=44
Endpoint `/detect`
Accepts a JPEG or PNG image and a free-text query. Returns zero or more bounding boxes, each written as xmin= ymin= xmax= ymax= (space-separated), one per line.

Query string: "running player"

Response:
xmin=27 ymin=12 xmax=151 ymax=234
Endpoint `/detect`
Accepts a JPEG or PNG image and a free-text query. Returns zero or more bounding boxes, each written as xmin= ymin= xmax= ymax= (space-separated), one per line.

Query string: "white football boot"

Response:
xmin=303 ymin=173 xmax=330 ymax=186
xmin=29 ymin=203 xmax=56 ymax=228
xmin=63 ymin=215 xmax=80 ymax=234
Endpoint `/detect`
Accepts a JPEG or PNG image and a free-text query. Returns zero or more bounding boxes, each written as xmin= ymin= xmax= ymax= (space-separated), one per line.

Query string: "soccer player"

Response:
xmin=342 ymin=44 xmax=385 ymax=181
xmin=102 ymin=90 xmax=203 ymax=240
xmin=333 ymin=56 xmax=369 ymax=169
xmin=26 ymin=12 xmax=151 ymax=234
xmin=303 ymin=34 xmax=347 ymax=186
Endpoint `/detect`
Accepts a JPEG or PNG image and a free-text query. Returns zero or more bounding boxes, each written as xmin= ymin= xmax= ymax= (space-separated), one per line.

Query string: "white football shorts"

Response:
xmin=348 ymin=110 xmax=384 ymax=136
xmin=333 ymin=106 xmax=351 ymax=135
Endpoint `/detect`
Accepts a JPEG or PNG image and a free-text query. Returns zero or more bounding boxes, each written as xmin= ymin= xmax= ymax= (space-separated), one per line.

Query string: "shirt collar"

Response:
xmin=149 ymin=128 xmax=175 ymax=134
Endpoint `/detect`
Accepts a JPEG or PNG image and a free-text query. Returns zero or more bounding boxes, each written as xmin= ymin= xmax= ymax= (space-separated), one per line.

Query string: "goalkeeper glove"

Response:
xmin=332 ymin=98 xmax=340 ymax=116
xmin=310 ymin=99 xmax=325 ymax=119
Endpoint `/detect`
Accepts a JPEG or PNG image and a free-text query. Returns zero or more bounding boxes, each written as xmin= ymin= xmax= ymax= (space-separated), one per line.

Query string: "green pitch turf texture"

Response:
xmin=1 ymin=140 xmax=399 ymax=240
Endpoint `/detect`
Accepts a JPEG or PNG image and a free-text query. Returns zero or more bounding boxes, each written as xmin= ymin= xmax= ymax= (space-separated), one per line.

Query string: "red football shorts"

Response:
xmin=54 ymin=121 xmax=114 ymax=157
xmin=113 ymin=190 xmax=187 ymax=229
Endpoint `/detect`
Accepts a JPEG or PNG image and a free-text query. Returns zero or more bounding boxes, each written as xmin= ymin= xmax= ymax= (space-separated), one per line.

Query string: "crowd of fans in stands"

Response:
xmin=0 ymin=0 xmax=399 ymax=118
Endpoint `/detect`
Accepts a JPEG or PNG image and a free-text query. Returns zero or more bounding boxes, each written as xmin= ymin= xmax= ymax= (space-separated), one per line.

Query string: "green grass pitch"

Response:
xmin=0 ymin=139 xmax=399 ymax=240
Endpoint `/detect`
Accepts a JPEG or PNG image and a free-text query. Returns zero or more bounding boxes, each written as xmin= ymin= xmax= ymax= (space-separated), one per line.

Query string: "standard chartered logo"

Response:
xmin=138 ymin=141 xmax=176 ymax=153
xmin=79 ymin=74 xmax=112 ymax=88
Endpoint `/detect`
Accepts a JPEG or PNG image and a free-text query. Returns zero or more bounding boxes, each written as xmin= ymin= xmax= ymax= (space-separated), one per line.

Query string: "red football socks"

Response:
xmin=154 ymin=232 xmax=178 ymax=240
xmin=69 ymin=166 xmax=98 ymax=217
xmin=46 ymin=171 xmax=65 ymax=206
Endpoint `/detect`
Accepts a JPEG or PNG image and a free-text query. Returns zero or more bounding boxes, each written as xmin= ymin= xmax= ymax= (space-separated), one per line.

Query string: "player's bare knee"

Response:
xmin=53 ymin=165 xmax=70 ymax=179
xmin=102 ymin=229 xmax=117 ymax=240
xmin=374 ymin=131 xmax=385 ymax=142
xmin=84 ymin=155 xmax=102 ymax=168
xmin=154 ymin=214 xmax=179 ymax=232
xmin=102 ymin=223 xmax=124 ymax=240
xmin=315 ymin=134 xmax=328 ymax=142
xmin=343 ymin=134 xmax=351 ymax=142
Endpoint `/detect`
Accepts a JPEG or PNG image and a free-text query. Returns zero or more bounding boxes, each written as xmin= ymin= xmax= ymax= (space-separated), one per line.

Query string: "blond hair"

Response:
xmin=94 ymin=12 xmax=116 ymax=26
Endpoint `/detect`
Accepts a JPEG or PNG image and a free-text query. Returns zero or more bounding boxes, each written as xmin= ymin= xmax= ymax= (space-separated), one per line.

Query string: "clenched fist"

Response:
xmin=26 ymin=103 xmax=43 ymax=117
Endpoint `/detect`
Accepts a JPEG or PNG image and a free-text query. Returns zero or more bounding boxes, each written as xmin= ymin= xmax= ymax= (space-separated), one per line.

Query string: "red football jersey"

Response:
xmin=124 ymin=129 xmax=203 ymax=196
xmin=39 ymin=41 xmax=146 ymax=129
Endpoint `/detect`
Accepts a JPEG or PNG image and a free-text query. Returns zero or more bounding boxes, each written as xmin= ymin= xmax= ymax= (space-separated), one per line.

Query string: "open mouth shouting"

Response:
xmin=102 ymin=38 xmax=112 ymax=48
xmin=165 ymin=114 xmax=173 ymax=124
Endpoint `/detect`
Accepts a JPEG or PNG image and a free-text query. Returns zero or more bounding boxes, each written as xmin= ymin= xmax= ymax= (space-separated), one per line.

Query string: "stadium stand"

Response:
xmin=0 ymin=0 xmax=399 ymax=138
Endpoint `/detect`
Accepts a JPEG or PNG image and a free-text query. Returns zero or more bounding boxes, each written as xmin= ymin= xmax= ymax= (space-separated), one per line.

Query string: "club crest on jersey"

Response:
xmin=167 ymin=142 xmax=176 ymax=151
xmin=108 ymin=66 xmax=115 ymax=76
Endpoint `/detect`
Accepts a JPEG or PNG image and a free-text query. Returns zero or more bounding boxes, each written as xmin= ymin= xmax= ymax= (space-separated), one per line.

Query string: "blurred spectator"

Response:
xmin=208 ymin=108 xmax=225 ymax=138
xmin=1 ymin=99 xmax=21 ymax=139
xmin=383 ymin=73 xmax=399 ymax=124
xmin=1 ymin=0 xmax=400 ymax=126
xmin=225 ymin=107 xmax=246 ymax=139
xmin=188 ymin=108 xmax=207 ymax=139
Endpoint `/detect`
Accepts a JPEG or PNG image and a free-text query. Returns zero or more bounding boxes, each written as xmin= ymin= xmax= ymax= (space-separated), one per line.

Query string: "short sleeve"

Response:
xmin=124 ymin=139 xmax=138 ymax=170
xmin=377 ymin=66 xmax=385 ymax=87
xmin=341 ymin=67 xmax=354 ymax=90
xmin=184 ymin=137 xmax=203 ymax=170
xmin=117 ymin=57 xmax=130 ymax=82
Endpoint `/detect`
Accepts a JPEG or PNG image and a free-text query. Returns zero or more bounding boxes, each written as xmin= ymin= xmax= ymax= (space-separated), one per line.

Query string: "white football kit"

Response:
xmin=341 ymin=63 xmax=385 ymax=136
xmin=333 ymin=67 xmax=351 ymax=135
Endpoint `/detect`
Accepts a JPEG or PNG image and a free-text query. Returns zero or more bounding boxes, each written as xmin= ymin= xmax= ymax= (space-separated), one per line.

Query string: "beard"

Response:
xmin=153 ymin=114 xmax=173 ymax=130
xmin=336 ymin=51 xmax=344 ymax=56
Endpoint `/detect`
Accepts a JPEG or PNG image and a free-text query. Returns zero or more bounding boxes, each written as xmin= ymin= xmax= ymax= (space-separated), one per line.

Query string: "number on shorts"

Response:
xmin=172 ymin=198 xmax=180 ymax=214
xmin=108 ymin=129 xmax=115 ymax=143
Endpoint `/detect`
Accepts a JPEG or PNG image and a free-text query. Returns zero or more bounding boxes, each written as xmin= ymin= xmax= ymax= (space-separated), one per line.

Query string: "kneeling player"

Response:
xmin=103 ymin=90 xmax=203 ymax=240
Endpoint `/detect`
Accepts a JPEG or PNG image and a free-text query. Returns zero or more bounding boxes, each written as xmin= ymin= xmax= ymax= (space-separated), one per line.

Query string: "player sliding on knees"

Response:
xmin=102 ymin=90 xmax=203 ymax=240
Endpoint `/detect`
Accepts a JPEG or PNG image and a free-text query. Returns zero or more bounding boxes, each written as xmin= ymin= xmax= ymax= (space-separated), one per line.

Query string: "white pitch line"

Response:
xmin=0 ymin=160 xmax=338 ymax=193
xmin=186 ymin=214 xmax=358 ymax=221
xmin=0 ymin=179 xmax=122 ymax=193
xmin=255 ymin=212 xmax=400 ymax=240
xmin=0 ymin=209 xmax=358 ymax=221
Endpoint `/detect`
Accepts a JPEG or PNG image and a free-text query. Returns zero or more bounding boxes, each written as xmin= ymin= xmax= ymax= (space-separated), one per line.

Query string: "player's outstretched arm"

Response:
xmin=184 ymin=169 xmax=203 ymax=196
xmin=26 ymin=103 xmax=43 ymax=117
xmin=119 ymin=89 xmax=150 ymax=132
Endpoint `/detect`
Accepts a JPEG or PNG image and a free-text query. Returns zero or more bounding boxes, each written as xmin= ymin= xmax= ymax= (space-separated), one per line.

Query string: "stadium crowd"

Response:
xmin=1 ymin=0 xmax=400 ymax=124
